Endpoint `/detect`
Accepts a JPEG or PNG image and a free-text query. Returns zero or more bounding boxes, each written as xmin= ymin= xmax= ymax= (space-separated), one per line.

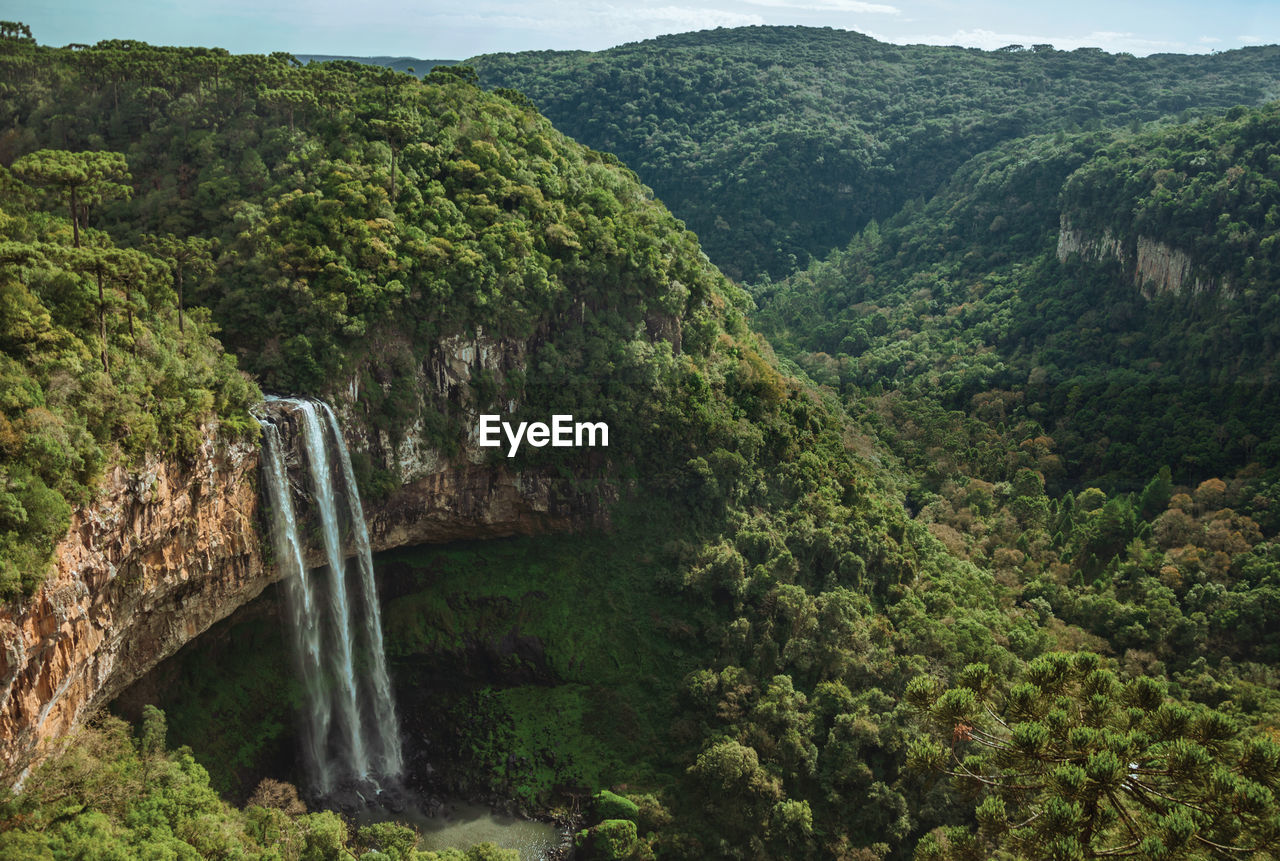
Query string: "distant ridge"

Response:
xmin=468 ymin=25 xmax=1280 ymax=280
xmin=294 ymin=54 xmax=457 ymax=76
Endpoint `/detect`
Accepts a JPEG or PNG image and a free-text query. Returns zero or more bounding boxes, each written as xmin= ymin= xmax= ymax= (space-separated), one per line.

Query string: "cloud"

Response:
xmin=617 ymin=5 xmax=769 ymax=31
xmin=741 ymin=0 xmax=900 ymax=14
xmin=429 ymin=2 xmax=765 ymax=42
xmin=895 ymin=27 xmax=1196 ymax=56
xmin=1238 ymin=35 xmax=1264 ymax=44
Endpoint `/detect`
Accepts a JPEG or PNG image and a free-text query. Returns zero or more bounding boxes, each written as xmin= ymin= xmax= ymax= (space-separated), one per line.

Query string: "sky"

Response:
xmin=5 ymin=0 xmax=1277 ymax=60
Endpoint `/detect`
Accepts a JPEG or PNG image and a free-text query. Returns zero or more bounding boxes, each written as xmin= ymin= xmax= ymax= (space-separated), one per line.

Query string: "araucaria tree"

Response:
xmin=142 ymin=233 xmax=212 ymax=334
xmin=11 ymin=149 xmax=131 ymax=247
xmin=907 ymin=652 xmax=1280 ymax=859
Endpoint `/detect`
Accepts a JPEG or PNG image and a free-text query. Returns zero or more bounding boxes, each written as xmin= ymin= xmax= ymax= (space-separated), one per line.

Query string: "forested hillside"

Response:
xmin=3 ymin=23 xmax=1280 ymax=861
xmin=0 ymin=29 xmax=1022 ymax=860
xmin=755 ymin=102 xmax=1280 ymax=493
xmin=0 ymin=36 xmax=755 ymax=495
xmin=470 ymin=27 xmax=1280 ymax=279
xmin=0 ymin=149 xmax=258 ymax=596
xmin=751 ymin=106 xmax=1280 ymax=857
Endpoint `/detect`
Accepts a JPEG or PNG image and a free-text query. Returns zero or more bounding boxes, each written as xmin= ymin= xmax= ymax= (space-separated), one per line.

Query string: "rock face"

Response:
xmin=0 ymin=332 xmax=609 ymax=787
xmin=1056 ymin=219 xmax=1127 ymax=267
xmin=336 ymin=327 xmax=612 ymax=551
xmin=1057 ymin=215 xmax=1231 ymax=298
xmin=369 ymin=463 xmax=588 ymax=550
xmin=0 ymin=429 xmax=267 ymax=787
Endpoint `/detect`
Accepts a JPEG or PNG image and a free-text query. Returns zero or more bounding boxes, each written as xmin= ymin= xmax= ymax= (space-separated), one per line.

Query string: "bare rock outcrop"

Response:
xmin=338 ymin=327 xmax=612 ymax=549
xmin=0 ymin=429 xmax=266 ymax=787
xmin=1057 ymin=215 xmax=1230 ymax=297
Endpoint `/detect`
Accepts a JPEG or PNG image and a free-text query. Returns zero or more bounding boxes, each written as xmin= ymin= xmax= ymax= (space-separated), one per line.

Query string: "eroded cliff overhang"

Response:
xmin=0 ymin=391 xmax=609 ymax=787
xmin=0 ymin=429 xmax=266 ymax=787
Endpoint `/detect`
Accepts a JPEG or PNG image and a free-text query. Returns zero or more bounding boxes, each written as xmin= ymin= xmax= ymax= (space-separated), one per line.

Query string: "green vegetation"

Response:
xmin=749 ymin=100 xmax=1280 ymax=858
xmin=112 ymin=595 xmax=302 ymax=798
xmin=5 ymin=21 xmax=1280 ymax=861
xmin=375 ymin=451 xmax=1020 ymax=858
xmin=1060 ymin=102 xmax=1280 ymax=291
xmin=1 ymin=26 xmax=995 ymax=858
xmin=756 ymin=103 xmax=1280 ymax=493
xmin=470 ymin=27 xmax=1280 ymax=279
xmin=908 ymin=652 xmax=1280 ymax=859
xmin=0 ymin=707 xmax=517 ymax=860
xmin=0 ymin=154 xmax=257 ymax=596
xmin=0 ymin=31 xmax=743 ymax=473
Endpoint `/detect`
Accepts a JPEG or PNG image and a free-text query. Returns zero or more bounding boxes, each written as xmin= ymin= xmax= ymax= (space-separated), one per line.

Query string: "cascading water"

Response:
xmin=319 ymin=401 xmax=404 ymax=779
xmin=257 ymin=397 xmax=403 ymax=796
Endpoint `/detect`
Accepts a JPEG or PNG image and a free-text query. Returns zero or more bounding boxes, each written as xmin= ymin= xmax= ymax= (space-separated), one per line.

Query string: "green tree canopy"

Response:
xmin=908 ymin=652 xmax=1280 ymax=859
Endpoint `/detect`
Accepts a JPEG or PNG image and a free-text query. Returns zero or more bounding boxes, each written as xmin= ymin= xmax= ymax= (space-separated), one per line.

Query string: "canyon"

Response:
xmin=0 ymin=335 xmax=606 ymax=788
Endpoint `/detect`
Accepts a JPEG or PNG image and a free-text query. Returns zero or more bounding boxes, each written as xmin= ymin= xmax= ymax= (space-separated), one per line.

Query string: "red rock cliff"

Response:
xmin=0 ymin=429 xmax=265 ymax=787
xmin=0 ymin=379 xmax=603 ymax=786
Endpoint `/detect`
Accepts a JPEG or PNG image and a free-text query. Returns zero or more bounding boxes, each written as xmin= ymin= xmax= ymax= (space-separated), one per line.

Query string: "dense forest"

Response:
xmin=747 ymin=96 xmax=1280 ymax=858
xmin=2 ymin=19 xmax=1280 ymax=861
xmin=0 ymin=149 xmax=258 ymax=594
xmin=755 ymin=103 xmax=1280 ymax=491
xmin=469 ymin=27 xmax=1280 ymax=280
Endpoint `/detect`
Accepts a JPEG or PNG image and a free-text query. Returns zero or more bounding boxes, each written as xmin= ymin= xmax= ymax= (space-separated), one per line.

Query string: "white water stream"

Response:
xmin=258 ymin=397 xmax=403 ymax=795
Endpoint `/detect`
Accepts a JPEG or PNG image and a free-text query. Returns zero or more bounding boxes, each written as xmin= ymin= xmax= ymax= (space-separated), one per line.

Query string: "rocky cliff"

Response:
xmin=1057 ymin=215 xmax=1231 ymax=298
xmin=0 ymin=334 xmax=606 ymax=787
xmin=0 ymin=429 xmax=266 ymax=787
xmin=338 ymin=328 xmax=611 ymax=550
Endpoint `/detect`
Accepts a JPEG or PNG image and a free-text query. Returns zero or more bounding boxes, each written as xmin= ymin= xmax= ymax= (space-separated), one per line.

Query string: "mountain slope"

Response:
xmin=0 ymin=33 xmax=1020 ymax=859
xmin=4 ymin=30 xmax=1280 ymax=861
xmin=755 ymin=102 xmax=1280 ymax=493
xmin=753 ymin=101 xmax=1280 ymax=713
xmin=470 ymin=26 xmax=1280 ymax=280
xmin=746 ymin=103 xmax=1280 ymax=859
xmin=0 ymin=164 xmax=257 ymax=597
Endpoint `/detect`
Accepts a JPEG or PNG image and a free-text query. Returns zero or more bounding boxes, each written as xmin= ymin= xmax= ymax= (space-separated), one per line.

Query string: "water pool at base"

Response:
xmin=353 ymin=798 xmax=562 ymax=860
xmin=416 ymin=802 xmax=561 ymax=859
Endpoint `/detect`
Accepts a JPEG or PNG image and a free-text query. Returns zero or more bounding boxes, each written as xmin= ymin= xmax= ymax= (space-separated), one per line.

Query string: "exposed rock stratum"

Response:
xmin=0 ymin=333 xmax=605 ymax=785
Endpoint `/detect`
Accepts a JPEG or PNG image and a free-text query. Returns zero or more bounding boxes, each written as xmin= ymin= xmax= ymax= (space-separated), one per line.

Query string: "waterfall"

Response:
xmin=318 ymin=402 xmax=404 ymax=778
xmin=257 ymin=397 xmax=404 ymax=795
xmin=258 ymin=418 xmax=334 ymax=791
